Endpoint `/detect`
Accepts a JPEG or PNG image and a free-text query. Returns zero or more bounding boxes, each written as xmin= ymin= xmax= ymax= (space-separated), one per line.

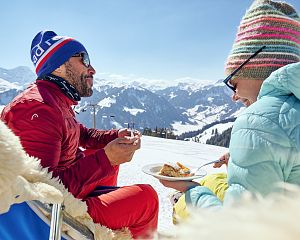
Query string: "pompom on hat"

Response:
xmin=225 ymin=0 xmax=300 ymax=81
xmin=30 ymin=30 xmax=88 ymax=77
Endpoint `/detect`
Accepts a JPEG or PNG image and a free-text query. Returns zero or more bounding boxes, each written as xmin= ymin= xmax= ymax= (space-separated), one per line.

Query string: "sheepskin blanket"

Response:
xmin=0 ymin=120 xmax=132 ymax=240
xmin=167 ymin=185 xmax=300 ymax=240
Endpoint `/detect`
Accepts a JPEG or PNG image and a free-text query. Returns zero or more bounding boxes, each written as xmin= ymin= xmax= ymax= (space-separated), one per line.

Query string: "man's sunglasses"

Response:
xmin=223 ymin=46 xmax=266 ymax=92
xmin=72 ymin=52 xmax=90 ymax=68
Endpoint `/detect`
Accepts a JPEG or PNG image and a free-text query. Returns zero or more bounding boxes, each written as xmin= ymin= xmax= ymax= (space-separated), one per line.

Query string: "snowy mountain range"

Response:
xmin=0 ymin=66 xmax=243 ymax=138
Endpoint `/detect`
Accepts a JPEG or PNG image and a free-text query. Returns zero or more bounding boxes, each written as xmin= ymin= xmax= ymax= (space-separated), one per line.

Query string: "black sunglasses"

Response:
xmin=223 ymin=46 xmax=266 ymax=92
xmin=72 ymin=51 xmax=91 ymax=68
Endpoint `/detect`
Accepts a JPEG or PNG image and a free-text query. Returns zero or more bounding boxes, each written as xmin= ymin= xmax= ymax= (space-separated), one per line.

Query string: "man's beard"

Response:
xmin=65 ymin=62 xmax=93 ymax=97
xmin=74 ymin=74 xmax=93 ymax=97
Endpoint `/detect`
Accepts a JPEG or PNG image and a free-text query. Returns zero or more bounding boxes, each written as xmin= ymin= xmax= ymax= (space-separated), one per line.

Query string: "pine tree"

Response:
xmin=206 ymin=127 xmax=232 ymax=147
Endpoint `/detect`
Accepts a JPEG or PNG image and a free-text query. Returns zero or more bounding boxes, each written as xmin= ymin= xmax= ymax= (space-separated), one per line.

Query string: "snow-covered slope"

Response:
xmin=118 ymin=135 xmax=227 ymax=233
xmin=195 ymin=122 xmax=234 ymax=144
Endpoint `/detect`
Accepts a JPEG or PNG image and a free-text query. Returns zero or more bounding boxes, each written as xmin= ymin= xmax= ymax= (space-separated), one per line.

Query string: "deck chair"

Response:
xmin=28 ymin=201 xmax=94 ymax=240
xmin=0 ymin=201 xmax=92 ymax=240
xmin=0 ymin=121 xmax=131 ymax=240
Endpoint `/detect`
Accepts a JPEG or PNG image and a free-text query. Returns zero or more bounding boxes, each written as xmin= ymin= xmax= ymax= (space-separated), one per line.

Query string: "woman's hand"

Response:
xmin=213 ymin=152 xmax=230 ymax=168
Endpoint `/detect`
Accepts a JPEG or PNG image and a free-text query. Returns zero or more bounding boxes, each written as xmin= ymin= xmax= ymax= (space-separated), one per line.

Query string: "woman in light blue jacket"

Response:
xmin=187 ymin=62 xmax=300 ymax=208
xmin=161 ymin=0 xmax=300 ymax=210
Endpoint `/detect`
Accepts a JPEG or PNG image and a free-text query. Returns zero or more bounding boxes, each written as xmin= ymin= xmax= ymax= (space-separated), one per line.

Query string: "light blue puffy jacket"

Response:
xmin=186 ymin=62 xmax=300 ymax=208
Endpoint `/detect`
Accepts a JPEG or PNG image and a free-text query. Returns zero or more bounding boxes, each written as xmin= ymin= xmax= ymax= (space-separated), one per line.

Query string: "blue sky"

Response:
xmin=1 ymin=0 xmax=300 ymax=83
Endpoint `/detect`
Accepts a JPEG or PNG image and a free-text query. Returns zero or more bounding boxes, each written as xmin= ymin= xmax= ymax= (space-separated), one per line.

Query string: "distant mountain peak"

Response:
xmin=0 ymin=66 xmax=242 ymax=137
xmin=0 ymin=66 xmax=36 ymax=86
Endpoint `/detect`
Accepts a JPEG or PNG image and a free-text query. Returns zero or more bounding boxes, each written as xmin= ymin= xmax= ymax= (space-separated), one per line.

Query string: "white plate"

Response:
xmin=142 ymin=163 xmax=207 ymax=181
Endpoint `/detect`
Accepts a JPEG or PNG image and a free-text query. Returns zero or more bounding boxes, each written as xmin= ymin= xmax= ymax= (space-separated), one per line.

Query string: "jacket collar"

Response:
xmin=37 ymin=74 xmax=81 ymax=102
xmin=35 ymin=79 xmax=78 ymax=107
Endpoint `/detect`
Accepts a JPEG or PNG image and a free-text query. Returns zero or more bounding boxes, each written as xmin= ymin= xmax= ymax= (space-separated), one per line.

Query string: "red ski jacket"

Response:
xmin=1 ymin=80 xmax=118 ymax=198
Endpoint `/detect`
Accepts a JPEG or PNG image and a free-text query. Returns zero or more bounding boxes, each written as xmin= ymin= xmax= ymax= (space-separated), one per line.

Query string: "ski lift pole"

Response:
xmin=93 ymin=105 xmax=96 ymax=129
xmin=86 ymin=103 xmax=98 ymax=129
xmin=49 ymin=203 xmax=64 ymax=240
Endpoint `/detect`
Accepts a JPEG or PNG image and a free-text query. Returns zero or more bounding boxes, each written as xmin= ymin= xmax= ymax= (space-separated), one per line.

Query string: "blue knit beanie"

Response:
xmin=30 ymin=30 xmax=88 ymax=77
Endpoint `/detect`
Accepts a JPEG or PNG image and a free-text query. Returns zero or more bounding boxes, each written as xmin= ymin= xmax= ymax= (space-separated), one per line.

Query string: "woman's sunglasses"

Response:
xmin=223 ymin=46 xmax=266 ymax=92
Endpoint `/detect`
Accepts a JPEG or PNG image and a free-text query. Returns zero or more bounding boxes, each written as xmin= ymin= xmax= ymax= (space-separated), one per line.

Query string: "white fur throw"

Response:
xmin=0 ymin=120 xmax=131 ymax=240
xmin=165 ymin=185 xmax=300 ymax=240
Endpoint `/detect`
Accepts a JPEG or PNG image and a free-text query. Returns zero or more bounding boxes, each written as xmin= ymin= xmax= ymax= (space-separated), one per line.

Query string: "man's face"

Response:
xmin=63 ymin=54 xmax=96 ymax=97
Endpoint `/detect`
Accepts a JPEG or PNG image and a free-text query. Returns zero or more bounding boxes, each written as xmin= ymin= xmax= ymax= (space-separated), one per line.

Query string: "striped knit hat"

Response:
xmin=225 ymin=0 xmax=300 ymax=80
xmin=31 ymin=30 xmax=87 ymax=77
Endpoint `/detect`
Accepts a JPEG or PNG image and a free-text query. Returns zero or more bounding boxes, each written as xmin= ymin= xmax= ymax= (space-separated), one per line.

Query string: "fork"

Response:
xmin=186 ymin=159 xmax=223 ymax=175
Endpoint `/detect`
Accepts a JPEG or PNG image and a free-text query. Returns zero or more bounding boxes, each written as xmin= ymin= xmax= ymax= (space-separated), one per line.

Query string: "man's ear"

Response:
xmin=52 ymin=64 xmax=65 ymax=77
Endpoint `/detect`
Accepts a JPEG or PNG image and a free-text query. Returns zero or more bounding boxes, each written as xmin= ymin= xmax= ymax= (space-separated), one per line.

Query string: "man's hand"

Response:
xmin=104 ymin=135 xmax=141 ymax=165
xmin=159 ymin=180 xmax=200 ymax=192
xmin=213 ymin=152 xmax=230 ymax=168
xmin=118 ymin=128 xmax=142 ymax=138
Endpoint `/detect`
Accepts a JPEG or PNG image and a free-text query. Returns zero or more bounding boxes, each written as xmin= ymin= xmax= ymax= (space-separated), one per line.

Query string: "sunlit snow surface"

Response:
xmin=118 ymin=136 xmax=227 ymax=234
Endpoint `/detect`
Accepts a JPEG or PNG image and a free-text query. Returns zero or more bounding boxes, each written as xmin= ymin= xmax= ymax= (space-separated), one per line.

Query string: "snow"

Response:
xmin=186 ymin=104 xmax=202 ymax=116
xmin=0 ymin=105 xmax=5 ymax=112
xmin=195 ymin=122 xmax=234 ymax=144
xmin=93 ymin=74 xmax=215 ymax=91
xmin=97 ymin=97 xmax=116 ymax=108
xmin=123 ymin=107 xmax=145 ymax=116
xmin=117 ymin=136 xmax=227 ymax=234
xmin=0 ymin=78 xmax=21 ymax=93
xmin=207 ymin=97 xmax=214 ymax=102
xmin=171 ymin=121 xmax=206 ymax=135
xmin=169 ymin=92 xmax=177 ymax=99
xmin=173 ymin=105 xmax=230 ymax=136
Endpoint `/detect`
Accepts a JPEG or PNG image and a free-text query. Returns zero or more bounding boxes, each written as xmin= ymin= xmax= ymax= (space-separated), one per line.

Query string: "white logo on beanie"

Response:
xmin=32 ymin=39 xmax=54 ymax=64
xmin=32 ymin=37 xmax=73 ymax=67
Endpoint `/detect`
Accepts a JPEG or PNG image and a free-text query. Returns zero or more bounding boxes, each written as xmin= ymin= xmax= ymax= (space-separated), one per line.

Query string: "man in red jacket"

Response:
xmin=1 ymin=30 xmax=158 ymax=239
